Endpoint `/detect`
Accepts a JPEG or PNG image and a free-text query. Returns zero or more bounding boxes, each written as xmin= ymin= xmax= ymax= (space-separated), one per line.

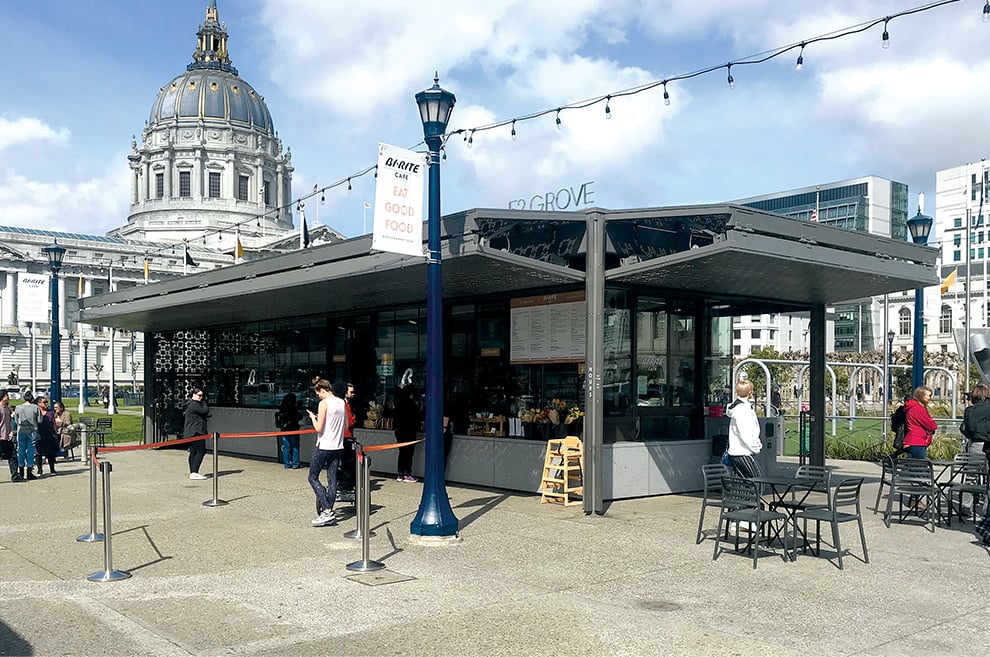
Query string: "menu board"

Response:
xmin=510 ymin=291 xmax=586 ymax=363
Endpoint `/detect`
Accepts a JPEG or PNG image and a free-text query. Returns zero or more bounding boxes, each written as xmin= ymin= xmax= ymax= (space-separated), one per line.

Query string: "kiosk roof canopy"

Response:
xmin=79 ymin=203 xmax=936 ymax=332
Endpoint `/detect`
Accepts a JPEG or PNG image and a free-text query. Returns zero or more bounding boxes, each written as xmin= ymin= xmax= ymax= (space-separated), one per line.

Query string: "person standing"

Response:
xmin=184 ymin=388 xmax=210 ymax=480
xmin=34 ymin=397 xmax=60 ymax=475
xmin=306 ymin=378 xmax=346 ymax=527
xmin=335 ymin=381 xmax=357 ymax=501
xmin=902 ymin=385 xmax=938 ymax=460
xmin=53 ymin=400 xmax=76 ymax=455
xmin=770 ymin=384 xmax=783 ymax=417
xmin=0 ymin=392 xmax=16 ymax=481
xmin=726 ymin=380 xmax=763 ymax=479
xmin=276 ymin=393 xmax=302 ymax=469
xmin=393 ymin=384 xmax=420 ymax=482
xmin=13 ymin=391 xmax=42 ymax=481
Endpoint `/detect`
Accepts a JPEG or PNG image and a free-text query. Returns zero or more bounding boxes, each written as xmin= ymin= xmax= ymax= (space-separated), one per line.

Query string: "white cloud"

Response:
xmin=0 ymin=117 xmax=70 ymax=151
xmin=0 ymin=157 xmax=129 ymax=234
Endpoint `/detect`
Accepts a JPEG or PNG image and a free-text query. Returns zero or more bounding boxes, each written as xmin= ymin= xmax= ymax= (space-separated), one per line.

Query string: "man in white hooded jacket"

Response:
xmin=726 ymin=379 xmax=763 ymax=479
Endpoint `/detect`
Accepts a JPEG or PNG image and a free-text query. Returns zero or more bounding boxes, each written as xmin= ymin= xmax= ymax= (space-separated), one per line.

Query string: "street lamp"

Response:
xmin=41 ymin=240 xmax=66 ymax=402
xmin=887 ymin=329 xmax=895 ymax=403
xmin=907 ymin=199 xmax=934 ymax=390
xmin=410 ymin=74 xmax=459 ymax=541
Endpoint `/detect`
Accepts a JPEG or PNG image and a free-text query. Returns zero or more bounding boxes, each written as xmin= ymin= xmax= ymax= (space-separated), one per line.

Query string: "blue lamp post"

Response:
xmin=907 ymin=204 xmax=934 ymax=390
xmin=42 ymin=240 xmax=66 ymax=403
xmin=410 ymin=75 xmax=459 ymax=539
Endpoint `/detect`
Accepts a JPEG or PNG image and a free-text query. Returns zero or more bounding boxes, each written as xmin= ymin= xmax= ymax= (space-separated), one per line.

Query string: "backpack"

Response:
xmin=891 ymin=405 xmax=907 ymax=450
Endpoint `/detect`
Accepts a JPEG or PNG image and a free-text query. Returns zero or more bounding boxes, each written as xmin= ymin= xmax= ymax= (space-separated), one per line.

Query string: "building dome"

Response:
xmin=149 ymin=69 xmax=274 ymax=135
xmin=113 ymin=1 xmax=295 ymax=246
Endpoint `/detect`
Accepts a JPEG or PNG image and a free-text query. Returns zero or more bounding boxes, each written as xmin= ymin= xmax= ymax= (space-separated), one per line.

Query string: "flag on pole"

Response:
xmin=940 ymin=268 xmax=957 ymax=294
xmin=810 ymin=209 xmax=818 ymax=222
xmin=184 ymin=243 xmax=197 ymax=274
xmin=235 ymin=238 xmax=244 ymax=260
xmin=77 ymin=274 xmax=83 ymax=297
xmin=143 ymin=258 xmax=150 ymax=284
xmin=300 ymin=207 xmax=310 ymax=249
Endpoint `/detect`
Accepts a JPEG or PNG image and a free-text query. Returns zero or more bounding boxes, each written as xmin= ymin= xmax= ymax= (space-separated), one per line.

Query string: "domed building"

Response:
xmin=111 ymin=0 xmax=295 ymax=246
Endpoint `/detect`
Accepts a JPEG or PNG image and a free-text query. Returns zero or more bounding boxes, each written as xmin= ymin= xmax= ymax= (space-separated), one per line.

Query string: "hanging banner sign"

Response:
xmin=17 ymin=273 xmax=49 ymax=324
xmin=371 ymin=142 xmax=426 ymax=258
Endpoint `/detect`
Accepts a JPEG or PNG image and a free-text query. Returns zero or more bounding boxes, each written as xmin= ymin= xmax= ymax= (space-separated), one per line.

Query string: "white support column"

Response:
xmin=2 ymin=272 xmax=15 ymax=327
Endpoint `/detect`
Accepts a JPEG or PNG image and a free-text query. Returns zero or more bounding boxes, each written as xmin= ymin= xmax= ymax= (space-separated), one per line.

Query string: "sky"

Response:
xmin=0 ymin=0 xmax=988 ymax=241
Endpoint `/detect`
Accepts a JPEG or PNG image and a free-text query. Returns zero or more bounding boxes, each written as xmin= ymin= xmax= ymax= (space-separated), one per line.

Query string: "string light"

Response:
xmin=984 ymin=0 xmax=989 ymax=22
xmin=346 ymin=178 xmax=352 ymax=193
xmin=510 ymin=120 xmax=517 ymax=141
xmin=321 ymin=192 xmax=325 ymax=204
xmin=140 ymin=1 xmax=969 ymax=264
xmin=442 ymin=146 xmax=447 ymax=161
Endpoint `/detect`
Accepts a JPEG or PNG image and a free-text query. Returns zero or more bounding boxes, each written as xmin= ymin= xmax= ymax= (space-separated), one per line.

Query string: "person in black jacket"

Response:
xmin=276 ymin=393 xmax=303 ymax=469
xmin=961 ymin=384 xmax=990 ymax=456
xmin=393 ymin=385 xmax=420 ymax=482
xmin=184 ymin=388 xmax=210 ymax=480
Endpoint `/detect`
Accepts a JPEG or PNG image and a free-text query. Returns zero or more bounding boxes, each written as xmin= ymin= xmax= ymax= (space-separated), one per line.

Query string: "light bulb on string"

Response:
xmin=347 ymin=178 xmax=352 ymax=194
xmin=510 ymin=120 xmax=516 ymax=141
xmin=555 ymin=109 xmax=562 ymax=129
xmin=604 ymin=96 xmax=612 ymax=119
xmin=441 ymin=146 xmax=447 ymax=161
xmin=983 ymin=0 xmax=988 ymax=22
xmin=882 ymin=18 xmax=890 ymax=48
xmin=321 ymin=192 xmax=325 ymax=204
xmin=795 ymin=44 xmax=804 ymax=72
xmin=726 ymin=64 xmax=734 ymax=89
xmin=662 ymin=82 xmax=670 ymax=106
xmin=467 ymin=130 xmax=474 ymax=148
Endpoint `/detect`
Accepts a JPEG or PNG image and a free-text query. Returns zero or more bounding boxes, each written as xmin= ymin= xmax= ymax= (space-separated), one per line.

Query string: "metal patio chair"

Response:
xmin=713 ymin=476 xmax=790 ymax=569
xmin=794 ymin=477 xmax=869 ymax=570
xmin=696 ymin=463 xmax=730 ymax=544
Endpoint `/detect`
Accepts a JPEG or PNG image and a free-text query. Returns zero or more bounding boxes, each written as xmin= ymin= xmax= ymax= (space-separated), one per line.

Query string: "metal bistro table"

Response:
xmin=750 ymin=474 xmax=818 ymax=561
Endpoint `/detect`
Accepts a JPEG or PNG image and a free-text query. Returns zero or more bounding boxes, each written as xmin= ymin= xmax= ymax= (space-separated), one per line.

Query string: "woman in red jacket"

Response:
xmin=902 ymin=385 xmax=938 ymax=459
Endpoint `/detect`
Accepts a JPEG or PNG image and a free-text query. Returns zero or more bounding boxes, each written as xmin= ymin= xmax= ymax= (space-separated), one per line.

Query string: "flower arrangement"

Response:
xmin=565 ymin=406 xmax=585 ymax=423
xmin=364 ymin=401 xmax=382 ymax=428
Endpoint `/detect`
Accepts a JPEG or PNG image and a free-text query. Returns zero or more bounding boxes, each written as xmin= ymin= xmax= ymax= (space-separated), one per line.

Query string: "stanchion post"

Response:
xmin=87 ymin=461 xmax=130 ymax=582
xmin=80 ymin=424 xmax=89 ymax=465
xmin=77 ymin=446 xmax=104 ymax=543
xmin=203 ymin=431 xmax=228 ymax=507
xmin=344 ymin=442 xmax=374 ymax=540
xmin=346 ymin=449 xmax=384 ymax=572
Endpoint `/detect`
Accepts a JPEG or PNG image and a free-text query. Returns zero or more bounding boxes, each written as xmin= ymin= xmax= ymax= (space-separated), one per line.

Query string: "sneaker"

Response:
xmin=189 ymin=472 xmax=208 ymax=480
xmin=402 ymin=475 xmax=417 ymax=483
xmin=311 ymin=510 xmax=336 ymax=527
xmin=396 ymin=475 xmax=404 ymax=482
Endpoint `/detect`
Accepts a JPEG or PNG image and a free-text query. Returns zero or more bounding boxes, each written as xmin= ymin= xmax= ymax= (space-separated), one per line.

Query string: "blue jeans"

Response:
xmin=308 ymin=448 xmax=343 ymax=514
xmin=17 ymin=431 xmax=37 ymax=468
xmin=281 ymin=435 xmax=300 ymax=468
xmin=906 ymin=445 xmax=928 ymax=459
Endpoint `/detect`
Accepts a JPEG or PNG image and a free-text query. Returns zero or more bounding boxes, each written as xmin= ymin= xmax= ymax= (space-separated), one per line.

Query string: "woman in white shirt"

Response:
xmin=726 ymin=379 xmax=763 ymax=479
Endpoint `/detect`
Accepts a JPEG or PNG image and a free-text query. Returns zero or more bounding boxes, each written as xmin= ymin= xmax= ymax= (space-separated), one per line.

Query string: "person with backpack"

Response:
xmin=889 ymin=398 xmax=909 ymax=459
xmin=902 ymin=385 xmax=938 ymax=460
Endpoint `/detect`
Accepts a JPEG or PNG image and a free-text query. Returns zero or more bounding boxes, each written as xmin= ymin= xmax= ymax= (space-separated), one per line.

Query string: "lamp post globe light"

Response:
xmin=41 ymin=240 xmax=66 ymax=403
xmin=906 ymin=202 xmax=934 ymax=391
xmin=410 ymin=75 xmax=459 ymax=541
xmin=887 ymin=329 xmax=895 ymax=404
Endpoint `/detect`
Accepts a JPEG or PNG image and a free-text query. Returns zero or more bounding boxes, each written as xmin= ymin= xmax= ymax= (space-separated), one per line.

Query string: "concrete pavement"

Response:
xmin=1 ymin=448 xmax=988 ymax=656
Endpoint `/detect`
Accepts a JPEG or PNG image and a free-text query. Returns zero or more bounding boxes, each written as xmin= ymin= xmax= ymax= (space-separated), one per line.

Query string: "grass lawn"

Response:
xmin=11 ymin=401 xmax=145 ymax=444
